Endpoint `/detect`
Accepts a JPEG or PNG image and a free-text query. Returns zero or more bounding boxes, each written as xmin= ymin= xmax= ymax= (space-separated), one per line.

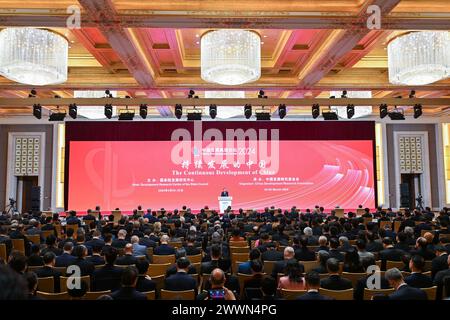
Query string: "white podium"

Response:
xmin=218 ymin=196 xmax=232 ymax=213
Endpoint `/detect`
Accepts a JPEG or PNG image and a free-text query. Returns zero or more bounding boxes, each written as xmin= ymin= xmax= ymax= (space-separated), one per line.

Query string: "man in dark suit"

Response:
xmin=431 ymin=245 xmax=449 ymax=279
xmin=110 ymin=266 xmax=146 ymax=300
xmin=394 ymin=232 xmax=411 ymax=253
xmin=410 ymin=237 xmax=436 ymax=261
xmin=135 ymin=260 xmax=156 ymax=292
xmin=433 ymin=254 xmax=450 ymax=299
xmin=35 ymin=252 xmax=61 ymax=292
xmin=112 ymin=230 xmax=128 ymax=249
xmin=320 ymin=258 xmax=352 ymax=290
xmin=55 ymin=242 xmax=76 ymax=267
xmin=242 ymin=260 xmax=265 ymax=299
xmin=261 ymin=243 xmax=283 ymax=262
xmin=379 ymin=237 xmax=406 ymax=270
xmin=328 ymin=238 xmax=345 ymax=262
xmin=297 ymin=271 xmax=332 ymax=300
xmin=184 ymin=235 xmax=201 ymax=256
xmin=116 ymin=243 xmax=139 ymax=266
xmin=139 ymin=229 xmax=157 ymax=248
xmin=201 ymin=244 xmax=231 ymax=274
xmin=354 ymin=257 xmax=390 ymax=300
xmin=220 ymin=188 xmax=229 ymax=197
xmin=385 ymin=268 xmax=427 ymax=300
xmin=65 ymin=211 xmax=81 ymax=227
xmin=153 ymin=235 xmax=176 ymax=255
xmin=404 ymin=255 xmax=433 ymax=288
xmin=72 ymin=245 xmax=95 ymax=276
xmin=271 ymin=247 xmax=295 ymax=278
xmin=164 ymin=257 xmax=197 ymax=292
xmin=86 ymin=245 xmax=105 ymax=266
xmin=92 ymin=246 xmax=123 ymax=292
xmin=85 ymin=230 xmax=105 ymax=250
xmin=165 ymin=248 xmax=197 ymax=277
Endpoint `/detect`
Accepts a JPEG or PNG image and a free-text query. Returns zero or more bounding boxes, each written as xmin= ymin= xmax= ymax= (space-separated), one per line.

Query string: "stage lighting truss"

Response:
xmin=322 ymin=108 xmax=338 ymax=120
xmin=388 ymin=107 xmax=405 ymax=120
xmin=278 ymin=104 xmax=287 ymax=119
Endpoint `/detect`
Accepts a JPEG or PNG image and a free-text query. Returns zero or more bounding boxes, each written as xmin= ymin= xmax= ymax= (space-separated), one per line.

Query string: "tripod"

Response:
xmin=4 ymin=198 xmax=17 ymax=215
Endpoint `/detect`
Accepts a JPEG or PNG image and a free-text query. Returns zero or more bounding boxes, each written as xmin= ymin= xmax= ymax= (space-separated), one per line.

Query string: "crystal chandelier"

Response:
xmin=330 ymin=91 xmax=372 ymax=119
xmin=388 ymin=31 xmax=450 ymax=85
xmin=204 ymin=91 xmax=245 ymax=119
xmin=0 ymin=28 xmax=68 ymax=86
xmin=74 ymin=91 xmax=117 ymax=120
xmin=201 ymin=30 xmax=261 ymax=86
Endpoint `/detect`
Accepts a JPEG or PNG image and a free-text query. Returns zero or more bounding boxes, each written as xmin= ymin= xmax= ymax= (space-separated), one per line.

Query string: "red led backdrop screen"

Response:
xmin=65 ymin=121 xmax=376 ymax=211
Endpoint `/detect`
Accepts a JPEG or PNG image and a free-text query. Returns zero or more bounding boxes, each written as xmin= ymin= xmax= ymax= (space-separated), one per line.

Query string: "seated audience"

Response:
xmin=110 ymin=266 xmax=146 ymax=300
xmin=385 ymin=268 xmax=427 ymax=300
xmin=320 ymin=258 xmax=352 ymax=290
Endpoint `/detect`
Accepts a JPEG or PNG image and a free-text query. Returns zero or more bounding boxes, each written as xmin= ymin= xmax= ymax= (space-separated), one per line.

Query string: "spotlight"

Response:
xmin=69 ymin=103 xmax=77 ymax=119
xmin=33 ymin=104 xmax=42 ymax=119
xmin=104 ymin=104 xmax=113 ymax=119
xmin=188 ymin=90 xmax=195 ymax=99
xmin=341 ymin=90 xmax=348 ymax=98
xmin=48 ymin=107 xmax=66 ymax=122
xmin=209 ymin=104 xmax=217 ymax=119
xmin=244 ymin=104 xmax=252 ymax=119
xmin=139 ymin=104 xmax=148 ymax=119
xmin=187 ymin=108 xmax=202 ymax=121
xmin=278 ymin=104 xmax=286 ymax=119
xmin=312 ymin=104 xmax=320 ymax=119
xmin=346 ymin=104 xmax=355 ymax=119
xmin=388 ymin=107 xmax=405 ymax=120
xmin=255 ymin=107 xmax=271 ymax=121
xmin=28 ymin=89 xmax=37 ymax=98
xmin=413 ymin=104 xmax=422 ymax=119
xmin=118 ymin=107 xmax=135 ymax=121
xmin=379 ymin=104 xmax=388 ymax=119
xmin=409 ymin=90 xmax=416 ymax=98
xmin=258 ymin=90 xmax=267 ymax=99
xmin=322 ymin=109 xmax=338 ymax=120
xmin=105 ymin=89 xmax=113 ymax=98
xmin=175 ymin=104 xmax=183 ymax=119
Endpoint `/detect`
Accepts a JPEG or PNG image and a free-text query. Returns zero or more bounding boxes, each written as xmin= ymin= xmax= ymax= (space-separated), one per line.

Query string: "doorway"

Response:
xmin=18 ymin=176 xmax=38 ymax=213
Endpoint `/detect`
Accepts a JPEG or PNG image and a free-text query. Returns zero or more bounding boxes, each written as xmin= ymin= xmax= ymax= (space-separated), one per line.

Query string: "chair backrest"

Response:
xmin=150 ymin=275 xmax=165 ymax=297
xmin=379 ymin=221 xmax=392 ymax=230
xmin=421 ymin=286 xmax=437 ymax=300
xmin=27 ymin=234 xmax=40 ymax=245
xmin=263 ymin=260 xmax=277 ymax=276
xmin=36 ymin=291 xmax=69 ymax=300
xmin=147 ymin=263 xmax=171 ymax=277
xmin=319 ymin=288 xmax=354 ymax=300
xmin=280 ymin=289 xmax=307 ymax=300
xmin=363 ymin=217 xmax=372 ymax=225
xmin=231 ymin=253 xmax=249 ymax=273
xmin=146 ymin=247 xmax=153 ymax=260
xmin=319 ymin=273 xmax=330 ymax=280
xmin=187 ymin=254 xmax=202 ymax=264
xmin=191 ymin=262 xmax=201 ymax=274
xmin=37 ymin=277 xmax=55 ymax=293
xmin=200 ymin=274 xmax=211 ymax=291
xmin=160 ymin=289 xmax=196 ymax=300
xmin=153 ymin=254 xmax=175 ymax=264
xmin=229 ymin=246 xmax=250 ymax=254
xmin=393 ymin=221 xmax=402 ymax=233
xmin=0 ymin=243 xmax=7 ymax=261
xmin=83 ymin=290 xmax=111 ymax=300
xmin=229 ymin=241 xmax=248 ymax=247
xmin=386 ymin=260 xmax=405 ymax=270
xmin=341 ymin=272 xmax=366 ymax=287
xmin=112 ymin=210 xmax=122 ymax=222
xmin=54 ymin=266 xmax=67 ymax=275
xmin=169 ymin=242 xmax=182 ymax=249
xmin=363 ymin=288 xmax=395 ymax=300
xmin=27 ymin=265 xmax=42 ymax=273
xmin=60 ymin=275 xmax=90 ymax=292
xmin=66 ymin=224 xmax=79 ymax=238
xmin=423 ymin=260 xmax=433 ymax=272
xmin=300 ymin=260 xmax=320 ymax=273
xmin=41 ymin=230 xmax=54 ymax=240
xmin=439 ymin=233 xmax=450 ymax=241
xmin=144 ymin=290 xmax=156 ymax=300
xmin=94 ymin=264 xmax=106 ymax=270
xmin=237 ymin=273 xmax=254 ymax=296
xmin=356 ymin=208 xmax=366 ymax=216
xmin=11 ymin=238 xmax=25 ymax=254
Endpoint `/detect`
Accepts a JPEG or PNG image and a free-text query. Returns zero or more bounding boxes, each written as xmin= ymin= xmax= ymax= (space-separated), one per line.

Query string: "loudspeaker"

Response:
xmin=400 ymin=183 xmax=410 ymax=208
xmin=31 ymin=186 xmax=41 ymax=212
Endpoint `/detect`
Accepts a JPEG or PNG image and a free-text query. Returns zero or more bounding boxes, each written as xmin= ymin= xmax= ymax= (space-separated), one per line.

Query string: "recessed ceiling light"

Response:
xmin=196 ymin=41 xmax=200 ymax=45
xmin=263 ymin=35 xmax=268 ymax=38
xmin=195 ymin=34 xmax=200 ymax=38
xmin=261 ymin=42 xmax=264 ymax=45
